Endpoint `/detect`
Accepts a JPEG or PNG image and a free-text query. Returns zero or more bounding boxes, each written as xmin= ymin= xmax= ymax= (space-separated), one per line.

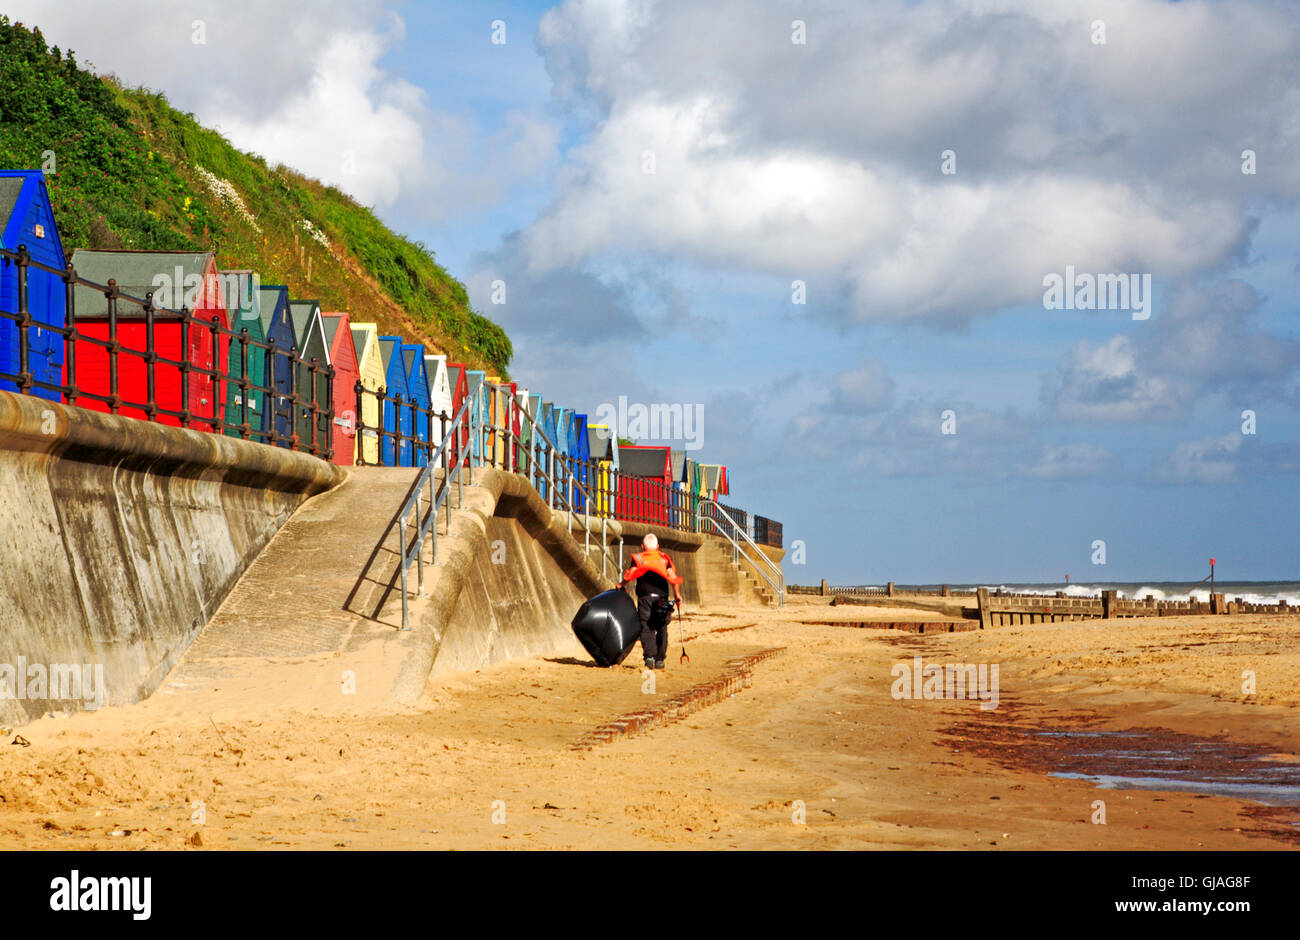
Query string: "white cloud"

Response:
xmin=210 ymin=28 xmax=426 ymax=208
xmin=1151 ymin=433 xmax=1243 ymax=484
xmin=9 ymin=0 xmax=559 ymax=220
xmin=1042 ymin=281 xmax=1300 ymax=423
xmin=521 ymin=0 xmax=1299 ymax=323
xmin=1018 ymin=443 xmax=1116 ymax=480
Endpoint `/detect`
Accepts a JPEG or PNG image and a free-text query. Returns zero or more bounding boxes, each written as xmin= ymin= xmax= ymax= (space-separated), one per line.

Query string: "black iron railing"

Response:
xmin=352 ymin=381 xmax=460 ymax=470
xmin=0 ymin=244 xmax=334 ymax=458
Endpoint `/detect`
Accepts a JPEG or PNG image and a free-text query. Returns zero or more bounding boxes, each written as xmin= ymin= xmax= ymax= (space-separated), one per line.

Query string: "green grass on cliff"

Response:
xmin=0 ymin=16 xmax=511 ymax=375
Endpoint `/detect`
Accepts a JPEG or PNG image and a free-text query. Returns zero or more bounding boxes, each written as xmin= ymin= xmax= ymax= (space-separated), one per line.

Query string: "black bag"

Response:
xmin=648 ymin=598 xmax=675 ymax=630
xmin=571 ymin=589 xmax=641 ymax=667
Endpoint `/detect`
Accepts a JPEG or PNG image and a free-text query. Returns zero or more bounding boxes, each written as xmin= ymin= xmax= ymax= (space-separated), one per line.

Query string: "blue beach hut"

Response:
xmin=402 ymin=343 xmax=431 ymax=466
xmin=378 ymin=336 xmax=411 ymax=466
xmin=0 ymin=171 xmax=67 ymax=401
xmin=570 ymin=412 xmax=591 ymax=511
xmin=537 ymin=400 xmax=557 ymax=497
xmin=257 ymin=286 xmax=298 ymax=446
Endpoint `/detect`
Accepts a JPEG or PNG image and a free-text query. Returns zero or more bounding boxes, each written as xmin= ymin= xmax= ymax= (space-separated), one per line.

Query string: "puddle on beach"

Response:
xmin=947 ymin=715 xmax=1300 ymax=816
xmin=1034 ymin=730 xmax=1300 ymax=807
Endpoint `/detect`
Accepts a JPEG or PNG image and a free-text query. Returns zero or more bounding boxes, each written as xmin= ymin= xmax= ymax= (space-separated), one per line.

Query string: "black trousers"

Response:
xmin=637 ymin=592 xmax=670 ymax=662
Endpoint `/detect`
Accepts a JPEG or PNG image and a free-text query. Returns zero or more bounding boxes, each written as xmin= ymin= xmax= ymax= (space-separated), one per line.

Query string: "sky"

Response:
xmin=9 ymin=0 xmax=1300 ymax=584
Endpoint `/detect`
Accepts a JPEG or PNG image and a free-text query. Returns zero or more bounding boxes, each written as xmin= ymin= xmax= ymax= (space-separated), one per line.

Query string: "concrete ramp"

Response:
xmin=163 ymin=468 xmax=614 ymax=713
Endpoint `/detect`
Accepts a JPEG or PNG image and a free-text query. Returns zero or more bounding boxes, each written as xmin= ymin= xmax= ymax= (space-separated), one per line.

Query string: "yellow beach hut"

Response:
xmin=349 ymin=321 xmax=386 ymax=464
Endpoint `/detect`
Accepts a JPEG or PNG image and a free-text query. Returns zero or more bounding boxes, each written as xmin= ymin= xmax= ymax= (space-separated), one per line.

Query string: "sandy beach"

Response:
xmin=1 ymin=598 xmax=1297 ymax=850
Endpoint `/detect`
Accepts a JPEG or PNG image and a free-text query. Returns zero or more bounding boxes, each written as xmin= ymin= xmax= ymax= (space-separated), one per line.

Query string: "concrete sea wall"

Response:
xmin=0 ymin=391 xmax=343 ymax=725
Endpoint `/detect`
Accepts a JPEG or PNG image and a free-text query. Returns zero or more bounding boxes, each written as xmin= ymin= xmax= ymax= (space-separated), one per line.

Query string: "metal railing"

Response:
xmin=0 ymin=245 xmax=334 ymax=457
xmin=392 ymin=381 xmax=479 ymax=629
xmin=353 ymin=381 xmax=459 ymax=469
xmin=695 ymin=499 xmax=785 ymax=607
xmin=481 ymin=383 xmax=623 ymax=579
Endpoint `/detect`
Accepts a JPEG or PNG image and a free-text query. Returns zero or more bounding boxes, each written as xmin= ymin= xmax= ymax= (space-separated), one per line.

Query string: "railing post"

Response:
xmin=107 ymin=279 xmax=121 ymax=416
xmin=238 ymin=328 xmax=251 ymax=439
xmin=415 ymin=488 xmax=423 ymax=595
xmin=354 ymin=380 xmax=365 ymax=464
xmin=143 ymin=289 xmax=158 ymax=422
xmin=208 ymin=313 xmax=220 ymax=432
xmin=399 ymin=515 xmax=410 ymax=630
xmin=308 ymin=357 xmax=321 ymax=457
xmin=324 ymin=364 xmax=335 ymax=462
xmin=267 ymin=337 xmax=280 ymax=447
xmin=393 ymin=392 xmax=404 ymax=465
xmin=15 ymin=245 xmax=31 ymax=394
xmin=178 ymin=305 xmax=192 ymax=427
xmin=440 ymin=411 xmax=449 ymax=472
xmin=63 ymin=262 xmax=78 ymax=405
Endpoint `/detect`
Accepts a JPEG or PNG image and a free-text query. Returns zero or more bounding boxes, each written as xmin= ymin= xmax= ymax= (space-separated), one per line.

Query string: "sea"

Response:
xmin=876 ymin=582 xmax=1300 ymax=606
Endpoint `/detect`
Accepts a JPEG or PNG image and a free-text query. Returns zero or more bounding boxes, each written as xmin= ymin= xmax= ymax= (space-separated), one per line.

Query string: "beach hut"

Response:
xmin=484 ymin=375 xmax=503 ymax=466
xmin=349 ymin=322 xmax=385 ymax=464
xmin=587 ymin=423 xmax=619 ymax=516
xmin=466 ymin=369 xmax=486 ymax=461
xmin=669 ymin=449 xmax=688 ymax=528
xmin=0 ymin=170 xmax=66 ymax=401
xmin=219 ymin=271 xmax=266 ymax=439
xmin=618 ymin=445 xmax=673 ymax=524
xmin=258 ymin=286 xmax=298 ymax=447
xmin=378 ymin=335 xmax=411 ymax=466
xmin=569 ymin=412 xmax=591 ymax=511
xmin=424 ymin=353 xmax=452 ymax=454
xmin=524 ymin=392 xmax=543 ymax=480
xmin=553 ymin=406 xmax=572 ymax=496
xmin=321 ymin=313 xmax=359 ymax=465
xmin=536 ymin=400 xmax=558 ymax=498
xmin=401 ymin=343 xmax=431 ymax=466
xmin=513 ymin=386 xmax=531 ymax=476
xmin=500 ymin=381 xmax=521 ymax=469
xmin=287 ymin=300 xmax=332 ymax=455
xmin=70 ymin=250 xmax=228 ymax=431
xmin=445 ymin=361 xmax=469 ymax=467
xmin=702 ymin=463 xmax=730 ymax=501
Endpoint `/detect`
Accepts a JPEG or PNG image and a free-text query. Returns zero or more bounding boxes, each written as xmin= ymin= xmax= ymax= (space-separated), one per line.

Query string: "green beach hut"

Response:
xmin=220 ymin=270 xmax=267 ymax=439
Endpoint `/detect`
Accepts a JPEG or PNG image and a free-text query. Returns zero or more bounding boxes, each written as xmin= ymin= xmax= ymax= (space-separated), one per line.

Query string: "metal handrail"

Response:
xmin=695 ymin=499 xmax=785 ymax=607
xmin=494 ymin=391 xmax=622 ymax=578
xmin=393 ymin=382 xmax=480 ymax=628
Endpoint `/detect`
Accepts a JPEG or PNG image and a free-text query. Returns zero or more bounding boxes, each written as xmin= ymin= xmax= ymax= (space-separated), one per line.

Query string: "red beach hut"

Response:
xmin=320 ymin=312 xmax=359 ymax=465
xmin=69 ymin=250 xmax=229 ymax=431
xmin=616 ymin=444 xmax=673 ymax=524
xmin=445 ymin=361 xmax=470 ymax=466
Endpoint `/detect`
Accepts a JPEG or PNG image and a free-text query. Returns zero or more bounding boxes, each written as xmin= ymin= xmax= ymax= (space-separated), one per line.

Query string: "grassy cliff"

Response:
xmin=0 ymin=16 xmax=511 ymax=375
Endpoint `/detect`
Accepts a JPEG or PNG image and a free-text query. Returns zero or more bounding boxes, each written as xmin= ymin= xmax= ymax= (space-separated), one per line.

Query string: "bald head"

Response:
xmin=641 ymin=533 xmax=659 ymax=551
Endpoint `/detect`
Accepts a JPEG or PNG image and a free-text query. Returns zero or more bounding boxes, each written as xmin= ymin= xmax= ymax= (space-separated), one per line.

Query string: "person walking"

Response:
xmin=618 ymin=532 xmax=684 ymax=669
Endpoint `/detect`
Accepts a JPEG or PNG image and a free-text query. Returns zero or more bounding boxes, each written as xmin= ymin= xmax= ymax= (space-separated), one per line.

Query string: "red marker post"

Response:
xmin=1210 ymin=557 xmax=1215 ymax=594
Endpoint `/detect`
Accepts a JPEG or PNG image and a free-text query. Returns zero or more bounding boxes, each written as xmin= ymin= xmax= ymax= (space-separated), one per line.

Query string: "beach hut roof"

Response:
xmin=219 ymin=270 xmax=261 ymax=327
xmin=0 ymin=171 xmax=66 ymax=263
xmin=288 ymin=298 xmax=325 ymax=346
xmin=619 ymin=445 xmax=671 ymax=478
xmin=320 ymin=313 xmax=358 ymax=366
xmin=71 ymin=250 xmax=223 ymax=317
xmin=258 ymin=285 xmax=291 ymax=335
xmin=669 ymin=449 xmax=687 ymax=481
xmin=0 ymin=176 xmax=25 ymax=233
xmin=588 ymin=423 xmax=615 ymax=460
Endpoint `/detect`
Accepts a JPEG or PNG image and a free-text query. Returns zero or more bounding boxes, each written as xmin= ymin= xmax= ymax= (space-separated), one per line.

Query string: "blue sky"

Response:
xmin=14 ymin=0 xmax=1300 ymax=583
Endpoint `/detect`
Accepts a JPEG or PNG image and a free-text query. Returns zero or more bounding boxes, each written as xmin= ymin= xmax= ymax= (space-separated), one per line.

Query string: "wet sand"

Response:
xmin=1 ymin=599 xmax=1297 ymax=850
